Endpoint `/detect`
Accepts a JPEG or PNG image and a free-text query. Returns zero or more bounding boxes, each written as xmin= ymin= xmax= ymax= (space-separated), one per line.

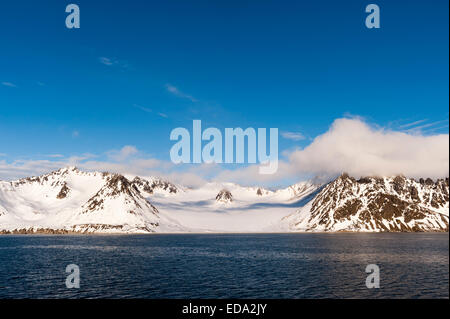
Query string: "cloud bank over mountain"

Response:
xmin=288 ymin=118 xmax=449 ymax=179
xmin=1 ymin=117 xmax=448 ymax=185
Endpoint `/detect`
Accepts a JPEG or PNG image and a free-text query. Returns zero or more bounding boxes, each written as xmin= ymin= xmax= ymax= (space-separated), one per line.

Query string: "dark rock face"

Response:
xmin=11 ymin=167 xmax=78 ymax=188
xmin=216 ymin=189 xmax=233 ymax=203
xmin=296 ymin=173 xmax=449 ymax=232
xmin=357 ymin=177 xmax=372 ymax=184
xmin=410 ymin=186 xmax=420 ymax=201
xmin=133 ymin=177 xmax=154 ymax=194
xmin=256 ymin=188 xmax=263 ymax=196
xmin=56 ymin=182 xmax=70 ymax=199
xmin=106 ymin=174 xmax=140 ymax=197
xmin=393 ymin=175 xmax=406 ymax=195
xmin=132 ymin=176 xmax=178 ymax=195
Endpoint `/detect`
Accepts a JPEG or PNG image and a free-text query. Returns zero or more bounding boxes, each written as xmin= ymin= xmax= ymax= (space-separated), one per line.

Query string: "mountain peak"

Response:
xmin=216 ymin=189 xmax=233 ymax=203
xmin=52 ymin=166 xmax=79 ymax=175
xmin=287 ymin=174 xmax=449 ymax=232
xmin=105 ymin=174 xmax=138 ymax=197
xmin=132 ymin=176 xmax=179 ymax=195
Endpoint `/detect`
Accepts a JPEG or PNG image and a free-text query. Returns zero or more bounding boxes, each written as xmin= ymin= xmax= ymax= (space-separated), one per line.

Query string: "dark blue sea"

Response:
xmin=0 ymin=233 xmax=448 ymax=298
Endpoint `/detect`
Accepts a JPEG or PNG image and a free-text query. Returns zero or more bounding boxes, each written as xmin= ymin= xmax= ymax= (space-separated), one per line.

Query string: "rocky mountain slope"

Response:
xmin=0 ymin=167 xmax=183 ymax=233
xmin=216 ymin=189 xmax=233 ymax=204
xmin=284 ymin=174 xmax=449 ymax=232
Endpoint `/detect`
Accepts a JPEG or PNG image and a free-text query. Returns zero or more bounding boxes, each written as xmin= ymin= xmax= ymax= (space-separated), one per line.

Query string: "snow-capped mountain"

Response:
xmin=0 ymin=168 xmax=448 ymax=233
xmin=0 ymin=167 xmax=183 ymax=234
xmin=72 ymin=174 xmax=161 ymax=233
xmin=284 ymin=173 xmax=449 ymax=232
xmin=215 ymin=189 xmax=233 ymax=204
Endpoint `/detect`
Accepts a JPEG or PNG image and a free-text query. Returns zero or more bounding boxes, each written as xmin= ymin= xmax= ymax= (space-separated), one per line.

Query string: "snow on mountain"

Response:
xmin=0 ymin=168 xmax=448 ymax=233
xmin=284 ymin=173 xmax=449 ymax=232
xmin=0 ymin=167 xmax=184 ymax=234
xmin=143 ymin=180 xmax=321 ymax=233
xmin=68 ymin=174 xmax=161 ymax=233
xmin=274 ymin=181 xmax=321 ymax=201
xmin=0 ymin=168 xmax=322 ymax=233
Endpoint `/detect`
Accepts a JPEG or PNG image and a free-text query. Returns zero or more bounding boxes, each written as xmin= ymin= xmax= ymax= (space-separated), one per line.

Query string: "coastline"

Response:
xmin=1 ymin=228 xmax=448 ymax=235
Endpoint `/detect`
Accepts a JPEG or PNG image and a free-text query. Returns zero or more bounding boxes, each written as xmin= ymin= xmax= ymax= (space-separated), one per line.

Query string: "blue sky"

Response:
xmin=0 ymin=0 xmax=448 ymax=184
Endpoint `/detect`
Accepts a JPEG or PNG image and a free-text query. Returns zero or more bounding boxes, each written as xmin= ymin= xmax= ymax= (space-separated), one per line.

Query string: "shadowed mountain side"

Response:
xmin=226 ymin=186 xmax=324 ymax=211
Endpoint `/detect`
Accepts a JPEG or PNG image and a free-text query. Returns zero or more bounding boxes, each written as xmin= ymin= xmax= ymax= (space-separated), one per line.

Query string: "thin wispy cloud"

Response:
xmin=281 ymin=131 xmax=306 ymax=141
xmin=422 ymin=124 xmax=449 ymax=134
xmin=399 ymin=119 xmax=428 ymax=129
xmin=99 ymin=57 xmax=114 ymax=66
xmin=133 ymin=104 xmax=168 ymax=118
xmin=1 ymin=82 xmax=17 ymax=88
xmin=0 ymin=154 xmax=97 ymax=181
xmin=133 ymin=104 xmax=152 ymax=113
xmin=166 ymin=84 xmax=198 ymax=102
xmin=107 ymin=145 xmax=138 ymax=162
xmin=72 ymin=130 xmax=80 ymax=138
xmin=98 ymin=57 xmax=130 ymax=69
xmin=46 ymin=154 xmax=64 ymax=158
xmin=68 ymin=153 xmax=98 ymax=163
xmin=403 ymin=119 xmax=449 ymax=133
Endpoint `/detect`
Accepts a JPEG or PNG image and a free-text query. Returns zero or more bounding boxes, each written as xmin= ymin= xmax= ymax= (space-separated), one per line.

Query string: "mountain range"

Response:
xmin=0 ymin=167 xmax=448 ymax=233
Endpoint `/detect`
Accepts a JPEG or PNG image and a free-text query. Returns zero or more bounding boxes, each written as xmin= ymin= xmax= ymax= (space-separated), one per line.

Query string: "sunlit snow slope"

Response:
xmin=0 ymin=168 xmax=448 ymax=233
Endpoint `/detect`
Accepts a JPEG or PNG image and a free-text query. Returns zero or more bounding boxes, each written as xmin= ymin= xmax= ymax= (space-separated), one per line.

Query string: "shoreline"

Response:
xmin=1 ymin=229 xmax=448 ymax=235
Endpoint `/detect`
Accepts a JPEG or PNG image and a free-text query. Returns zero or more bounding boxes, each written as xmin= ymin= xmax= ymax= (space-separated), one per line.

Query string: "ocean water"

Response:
xmin=0 ymin=233 xmax=448 ymax=298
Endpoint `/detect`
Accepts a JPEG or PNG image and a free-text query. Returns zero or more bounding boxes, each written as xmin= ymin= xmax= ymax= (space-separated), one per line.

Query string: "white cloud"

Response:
xmin=281 ymin=131 xmax=305 ymax=141
xmin=98 ymin=57 xmax=130 ymax=69
xmin=166 ymin=84 xmax=198 ymax=102
xmin=0 ymin=159 xmax=66 ymax=181
xmin=99 ymin=57 xmax=114 ymax=66
xmin=288 ymin=117 xmax=449 ymax=179
xmin=133 ymin=104 xmax=152 ymax=113
xmin=0 ymin=150 xmax=167 ymax=182
xmin=107 ymin=145 xmax=139 ymax=162
xmin=166 ymin=172 xmax=207 ymax=188
xmin=214 ymin=161 xmax=294 ymax=186
xmin=1 ymin=82 xmax=17 ymax=88
xmin=1 ymin=118 xmax=447 ymax=185
xmin=46 ymin=154 xmax=64 ymax=158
